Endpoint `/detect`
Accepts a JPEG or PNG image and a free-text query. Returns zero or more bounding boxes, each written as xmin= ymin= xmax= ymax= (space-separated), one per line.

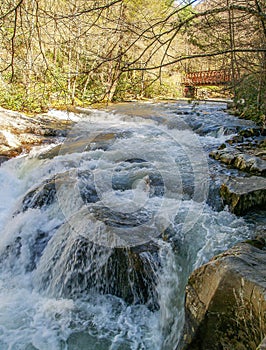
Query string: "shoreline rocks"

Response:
xmin=210 ymin=126 xmax=266 ymax=176
xmin=210 ymin=125 xmax=266 ymax=216
xmin=220 ymin=176 xmax=266 ymax=215
xmin=180 ymin=125 xmax=266 ymax=349
xmin=0 ymin=107 xmax=73 ymax=162
xmin=181 ymin=239 xmax=266 ymax=350
xmin=210 ymin=147 xmax=266 ymax=176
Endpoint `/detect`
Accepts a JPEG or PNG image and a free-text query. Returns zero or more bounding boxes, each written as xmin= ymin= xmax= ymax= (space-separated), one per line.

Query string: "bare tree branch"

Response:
xmin=0 ymin=0 xmax=23 ymax=20
xmin=123 ymin=48 xmax=266 ymax=72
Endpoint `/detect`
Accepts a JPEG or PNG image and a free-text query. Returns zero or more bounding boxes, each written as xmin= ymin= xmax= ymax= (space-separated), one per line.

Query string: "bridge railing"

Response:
xmin=182 ymin=69 xmax=234 ymax=86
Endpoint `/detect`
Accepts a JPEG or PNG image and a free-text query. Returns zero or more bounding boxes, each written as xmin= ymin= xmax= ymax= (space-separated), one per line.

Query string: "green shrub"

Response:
xmin=234 ymin=74 xmax=266 ymax=125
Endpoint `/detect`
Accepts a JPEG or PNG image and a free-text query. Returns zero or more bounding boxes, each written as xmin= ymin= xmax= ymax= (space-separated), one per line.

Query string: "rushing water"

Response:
xmin=0 ymin=101 xmax=257 ymax=350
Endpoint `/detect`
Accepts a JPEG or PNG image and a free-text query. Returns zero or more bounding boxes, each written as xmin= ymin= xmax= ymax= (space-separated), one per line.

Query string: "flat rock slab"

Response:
xmin=220 ymin=176 xmax=266 ymax=215
xmin=181 ymin=240 xmax=266 ymax=350
xmin=210 ymin=148 xmax=266 ymax=176
xmin=0 ymin=107 xmax=73 ymax=160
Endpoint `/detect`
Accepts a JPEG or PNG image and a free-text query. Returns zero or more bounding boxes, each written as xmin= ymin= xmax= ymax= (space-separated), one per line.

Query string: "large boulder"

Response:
xmin=180 ymin=239 xmax=266 ymax=350
xmin=220 ymin=176 xmax=266 ymax=215
xmin=7 ymin=170 xmax=161 ymax=309
xmin=34 ymin=229 xmax=160 ymax=309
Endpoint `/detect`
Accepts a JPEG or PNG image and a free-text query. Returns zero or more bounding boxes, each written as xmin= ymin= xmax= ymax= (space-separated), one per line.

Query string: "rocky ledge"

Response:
xmin=180 ymin=125 xmax=266 ymax=349
xmin=210 ymin=128 xmax=266 ymax=176
xmin=220 ymin=176 xmax=266 ymax=215
xmin=0 ymin=107 xmax=73 ymax=163
xmin=210 ymin=127 xmax=266 ymax=216
xmin=181 ymin=237 xmax=266 ymax=350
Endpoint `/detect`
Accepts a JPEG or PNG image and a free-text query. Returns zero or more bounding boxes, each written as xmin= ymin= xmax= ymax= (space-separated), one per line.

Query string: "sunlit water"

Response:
xmin=0 ymin=101 xmax=257 ymax=350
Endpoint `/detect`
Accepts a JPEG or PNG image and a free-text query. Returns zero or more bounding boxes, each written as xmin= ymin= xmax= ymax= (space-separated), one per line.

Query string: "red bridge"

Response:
xmin=182 ymin=69 xmax=233 ymax=86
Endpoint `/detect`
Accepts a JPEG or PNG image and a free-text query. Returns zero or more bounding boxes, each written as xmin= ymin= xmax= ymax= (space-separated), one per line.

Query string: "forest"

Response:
xmin=0 ymin=0 xmax=265 ymax=123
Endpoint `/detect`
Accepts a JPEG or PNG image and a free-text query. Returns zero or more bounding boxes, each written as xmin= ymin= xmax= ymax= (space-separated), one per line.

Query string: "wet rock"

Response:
xmin=21 ymin=170 xmax=99 ymax=212
xmin=37 ymin=144 xmax=61 ymax=159
xmin=234 ymin=153 xmax=265 ymax=175
xmin=91 ymin=205 xmax=152 ymax=228
xmin=226 ymin=134 xmax=244 ymax=144
xmin=210 ymin=124 xmax=266 ymax=177
xmin=220 ymin=176 xmax=266 ymax=215
xmin=111 ymin=162 xmax=164 ymax=197
xmin=195 ymin=124 xmax=225 ymax=137
xmin=34 ymin=225 xmax=160 ymax=309
xmin=22 ymin=179 xmax=57 ymax=211
xmin=38 ymin=130 xmax=132 ymax=159
xmin=217 ymin=143 xmax=226 ymax=150
xmin=259 ymin=139 xmax=266 ymax=149
xmin=239 ymin=127 xmax=261 ymax=138
xmin=0 ymin=236 xmax=22 ymax=268
xmin=210 ymin=148 xmax=236 ymax=165
xmin=210 ymin=148 xmax=266 ymax=175
xmin=181 ymin=241 xmax=266 ymax=350
xmin=78 ymin=170 xmax=99 ymax=204
xmin=0 ymin=155 xmax=10 ymax=164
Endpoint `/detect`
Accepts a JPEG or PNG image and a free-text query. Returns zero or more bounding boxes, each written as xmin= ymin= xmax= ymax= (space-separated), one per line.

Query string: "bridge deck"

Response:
xmin=182 ymin=70 xmax=233 ymax=86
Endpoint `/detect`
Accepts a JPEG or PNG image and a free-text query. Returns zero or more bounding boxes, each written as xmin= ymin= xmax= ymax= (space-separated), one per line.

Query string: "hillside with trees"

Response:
xmin=0 ymin=0 xmax=265 ymax=123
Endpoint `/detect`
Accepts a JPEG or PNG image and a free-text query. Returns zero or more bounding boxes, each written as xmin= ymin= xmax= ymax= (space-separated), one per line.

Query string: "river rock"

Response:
xmin=209 ymin=124 xmax=266 ymax=176
xmin=33 ymin=222 xmax=160 ymax=309
xmin=14 ymin=170 xmax=160 ymax=308
xmin=210 ymin=148 xmax=266 ymax=176
xmin=220 ymin=176 xmax=266 ymax=215
xmin=0 ymin=107 xmax=72 ymax=161
xmin=181 ymin=239 xmax=266 ymax=350
xmin=37 ymin=129 xmax=132 ymax=159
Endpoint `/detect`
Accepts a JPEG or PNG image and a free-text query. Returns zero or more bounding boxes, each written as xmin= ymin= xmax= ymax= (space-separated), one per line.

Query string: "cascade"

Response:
xmin=0 ymin=102 xmax=255 ymax=349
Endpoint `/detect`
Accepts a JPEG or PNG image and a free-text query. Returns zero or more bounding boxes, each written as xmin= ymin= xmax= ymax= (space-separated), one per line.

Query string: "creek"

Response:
xmin=0 ymin=101 xmax=259 ymax=350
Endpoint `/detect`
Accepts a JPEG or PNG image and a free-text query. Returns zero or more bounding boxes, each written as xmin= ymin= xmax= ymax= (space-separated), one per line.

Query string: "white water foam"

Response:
xmin=0 ymin=103 xmax=253 ymax=349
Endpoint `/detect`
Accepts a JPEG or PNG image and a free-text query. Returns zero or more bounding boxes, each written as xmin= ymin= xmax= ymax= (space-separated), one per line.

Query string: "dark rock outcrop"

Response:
xmin=20 ymin=170 xmax=99 ymax=212
xmin=210 ymin=125 xmax=266 ymax=215
xmin=220 ymin=176 xmax=266 ymax=215
xmin=181 ymin=239 xmax=266 ymax=350
xmin=37 ymin=129 xmax=132 ymax=159
xmin=34 ymin=231 xmax=160 ymax=309
xmin=9 ymin=169 xmax=160 ymax=308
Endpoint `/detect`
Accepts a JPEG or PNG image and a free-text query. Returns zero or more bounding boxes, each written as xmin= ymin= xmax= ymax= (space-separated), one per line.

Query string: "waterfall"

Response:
xmin=0 ymin=102 xmax=253 ymax=349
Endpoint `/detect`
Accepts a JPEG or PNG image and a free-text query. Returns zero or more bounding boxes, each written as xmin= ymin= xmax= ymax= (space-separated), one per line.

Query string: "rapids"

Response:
xmin=0 ymin=101 xmax=257 ymax=350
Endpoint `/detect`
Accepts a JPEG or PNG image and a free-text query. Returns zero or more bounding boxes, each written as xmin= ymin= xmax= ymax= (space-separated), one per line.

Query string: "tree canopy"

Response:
xmin=0 ymin=0 xmax=265 ymax=122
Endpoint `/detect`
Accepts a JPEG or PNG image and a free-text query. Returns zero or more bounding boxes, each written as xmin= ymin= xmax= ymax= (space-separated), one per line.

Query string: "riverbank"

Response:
xmin=0 ymin=107 xmax=74 ymax=163
xmin=180 ymin=107 xmax=266 ymax=349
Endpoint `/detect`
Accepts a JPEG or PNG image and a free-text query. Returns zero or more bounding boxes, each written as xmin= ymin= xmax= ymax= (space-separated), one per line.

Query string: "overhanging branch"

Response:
xmin=123 ymin=48 xmax=266 ymax=72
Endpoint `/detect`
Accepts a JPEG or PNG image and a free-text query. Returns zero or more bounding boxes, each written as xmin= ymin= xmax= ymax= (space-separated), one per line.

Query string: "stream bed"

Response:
xmin=0 ymin=101 xmax=260 ymax=350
